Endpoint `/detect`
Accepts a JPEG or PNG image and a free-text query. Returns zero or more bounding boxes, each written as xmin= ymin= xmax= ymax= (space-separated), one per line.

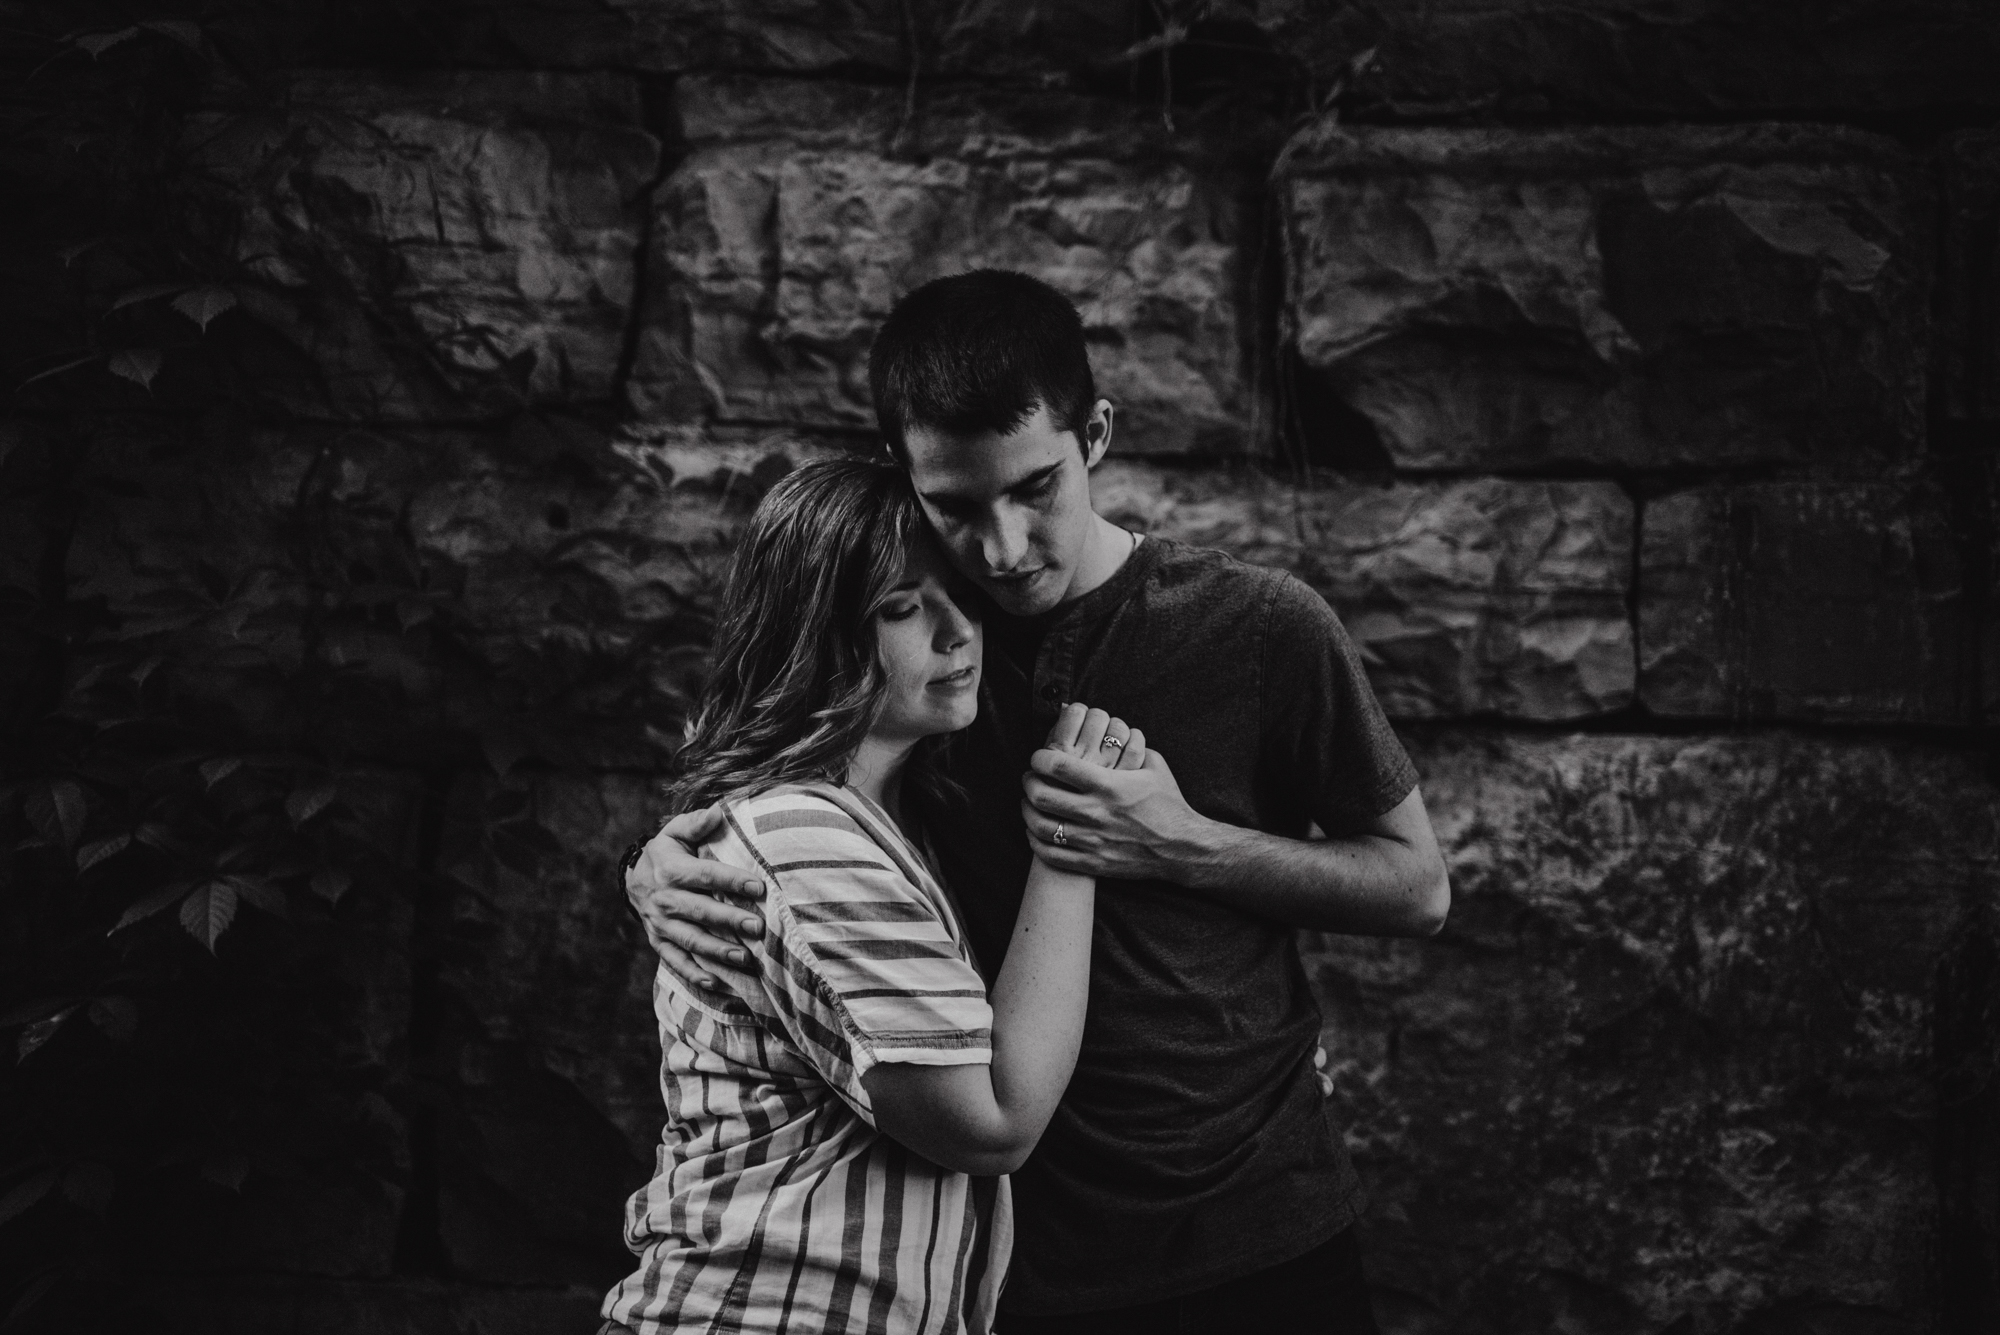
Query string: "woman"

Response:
xmin=601 ymin=457 xmax=1145 ymax=1335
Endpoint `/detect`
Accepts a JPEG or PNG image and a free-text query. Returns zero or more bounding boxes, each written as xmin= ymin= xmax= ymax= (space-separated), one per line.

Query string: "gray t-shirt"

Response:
xmin=913 ymin=536 xmax=1419 ymax=1316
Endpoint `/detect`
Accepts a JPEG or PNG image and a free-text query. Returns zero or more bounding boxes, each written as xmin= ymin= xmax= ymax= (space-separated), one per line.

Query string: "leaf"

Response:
xmin=87 ymin=996 xmax=137 ymax=1042
xmin=76 ymin=833 xmax=130 ymax=871
xmin=109 ymin=880 xmax=191 ymax=933
xmin=48 ymin=780 xmax=85 ymax=848
xmin=2 ymin=1271 xmax=56 ymax=1327
xmin=107 ymin=349 xmax=163 ymax=390
xmin=109 ymin=282 xmax=193 ymax=311
xmin=16 ymin=1007 xmax=77 ymax=1063
xmin=309 ymin=867 xmax=352 ymax=905
xmin=137 ymin=19 xmax=203 ymax=51
xmin=74 ymin=26 xmax=138 ymax=56
xmin=0 ymin=1169 xmax=56 ymax=1227
xmin=132 ymin=822 xmax=182 ymax=853
xmin=0 ymin=997 xmax=76 ymax=1028
xmin=61 ymin=1162 xmax=115 ymax=1214
xmin=308 ymin=867 xmax=353 ymax=905
xmin=226 ymin=876 xmax=287 ymax=917
xmin=16 ymin=353 xmax=99 ymax=389
xmin=198 ymin=1151 xmax=249 ymax=1192
xmin=286 ymin=778 xmax=338 ymax=827
xmin=171 ymin=286 xmax=236 ymax=331
xmin=57 ymin=237 xmax=105 ymax=266
xmin=198 ymin=757 xmax=242 ymax=789
xmin=179 ymin=882 xmax=238 ymax=952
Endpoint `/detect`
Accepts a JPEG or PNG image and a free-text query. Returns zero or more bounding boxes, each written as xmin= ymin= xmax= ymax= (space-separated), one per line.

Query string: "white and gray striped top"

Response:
xmin=602 ymin=782 xmax=1011 ymax=1335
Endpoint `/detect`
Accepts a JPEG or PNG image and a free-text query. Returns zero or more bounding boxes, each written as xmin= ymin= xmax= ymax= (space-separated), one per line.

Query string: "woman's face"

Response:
xmin=870 ymin=536 xmax=983 ymax=743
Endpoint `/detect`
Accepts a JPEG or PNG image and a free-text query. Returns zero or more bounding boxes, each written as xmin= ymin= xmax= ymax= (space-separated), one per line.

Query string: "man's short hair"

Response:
xmin=869 ymin=270 xmax=1097 ymax=462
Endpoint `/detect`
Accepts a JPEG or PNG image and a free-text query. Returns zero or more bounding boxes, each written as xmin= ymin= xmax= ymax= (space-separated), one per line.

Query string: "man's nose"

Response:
xmin=980 ymin=510 xmax=1029 ymax=572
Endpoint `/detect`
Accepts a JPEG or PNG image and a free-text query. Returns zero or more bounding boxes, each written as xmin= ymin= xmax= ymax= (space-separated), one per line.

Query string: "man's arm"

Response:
xmin=1019 ymin=749 xmax=1449 ymax=937
xmin=622 ymin=806 xmax=768 ymax=990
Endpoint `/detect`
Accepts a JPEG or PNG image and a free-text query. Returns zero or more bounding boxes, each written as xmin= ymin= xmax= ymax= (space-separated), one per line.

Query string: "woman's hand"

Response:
xmin=1042 ymin=702 xmax=1148 ymax=774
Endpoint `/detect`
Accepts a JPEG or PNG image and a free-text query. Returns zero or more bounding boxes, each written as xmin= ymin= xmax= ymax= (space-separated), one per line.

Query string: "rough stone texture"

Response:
xmin=430 ymin=769 xmax=664 ymax=1284
xmin=632 ymin=75 xmax=1263 ymax=455
xmin=1278 ymin=124 xmax=1931 ymax=471
xmin=1308 ymin=731 xmax=1998 ymax=1335
xmin=1245 ymin=0 xmax=2000 ymax=119
xmin=1639 ymin=476 xmax=1972 ymax=724
xmin=1093 ymin=461 xmax=1633 ymax=718
xmin=187 ymin=72 xmax=657 ymax=420
xmin=1941 ymin=130 xmax=2000 ymax=426
xmin=25 ymin=414 xmax=815 ymax=767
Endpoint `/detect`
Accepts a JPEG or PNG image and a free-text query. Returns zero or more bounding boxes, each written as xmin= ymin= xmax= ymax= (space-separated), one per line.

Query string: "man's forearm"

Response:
xmin=1170 ymin=813 xmax=1449 ymax=937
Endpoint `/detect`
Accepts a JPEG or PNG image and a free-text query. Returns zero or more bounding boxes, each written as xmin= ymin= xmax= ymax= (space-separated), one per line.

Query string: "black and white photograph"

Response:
xmin=3 ymin=3 xmax=1998 ymax=1332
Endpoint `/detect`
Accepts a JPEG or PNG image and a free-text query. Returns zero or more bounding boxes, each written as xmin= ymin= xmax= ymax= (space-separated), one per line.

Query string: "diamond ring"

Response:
xmin=1052 ymin=823 xmax=1068 ymax=847
xmin=1100 ymin=736 xmax=1124 ymax=751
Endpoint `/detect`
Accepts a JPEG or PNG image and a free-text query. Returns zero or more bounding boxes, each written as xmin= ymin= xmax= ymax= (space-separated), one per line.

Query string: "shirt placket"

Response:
xmin=1031 ymin=624 xmax=1079 ymax=728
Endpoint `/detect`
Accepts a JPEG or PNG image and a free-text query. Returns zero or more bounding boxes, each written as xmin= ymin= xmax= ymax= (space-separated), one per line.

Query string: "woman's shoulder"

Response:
xmin=716 ymin=783 xmax=888 ymax=865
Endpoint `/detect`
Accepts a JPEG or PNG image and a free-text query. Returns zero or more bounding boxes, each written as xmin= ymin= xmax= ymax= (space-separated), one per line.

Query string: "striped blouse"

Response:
xmin=602 ymin=783 xmax=1013 ymax=1335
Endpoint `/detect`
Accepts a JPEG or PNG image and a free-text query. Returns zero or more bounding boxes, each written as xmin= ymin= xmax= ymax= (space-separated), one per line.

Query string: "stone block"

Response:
xmin=1278 ymin=124 xmax=1930 ymax=471
xmin=1941 ymin=130 xmax=2000 ymax=426
xmin=1093 ymin=462 xmax=1633 ymax=719
xmin=632 ymin=75 xmax=1263 ymax=455
xmin=431 ymin=769 xmax=666 ymax=1284
xmin=1307 ymin=730 xmax=1999 ymax=1333
xmin=187 ymin=72 xmax=657 ymax=420
xmin=1240 ymin=0 xmax=2000 ymax=119
xmin=30 ymin=413 xmax=815 ymax=767
xmin=234 ymin=0 xmax=1140 ymax=80
xmin=1638 ymin=477 xmax=1972 ymax=723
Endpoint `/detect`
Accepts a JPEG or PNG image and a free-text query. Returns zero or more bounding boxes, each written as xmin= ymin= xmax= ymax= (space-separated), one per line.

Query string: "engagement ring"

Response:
xmin=1100 ymin=736 xmax=1124 ymax=751
xmin=1053 ymin=823 xmax=1068 ymax=847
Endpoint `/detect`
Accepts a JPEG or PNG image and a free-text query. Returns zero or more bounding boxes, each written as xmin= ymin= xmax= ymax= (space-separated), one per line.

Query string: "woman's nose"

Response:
xmin=934 ymin=599 xmax=974 ymax=650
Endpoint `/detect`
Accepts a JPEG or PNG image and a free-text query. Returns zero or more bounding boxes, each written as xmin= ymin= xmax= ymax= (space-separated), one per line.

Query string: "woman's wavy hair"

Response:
xmin=665 ymin=455 xmax=964 ymax=817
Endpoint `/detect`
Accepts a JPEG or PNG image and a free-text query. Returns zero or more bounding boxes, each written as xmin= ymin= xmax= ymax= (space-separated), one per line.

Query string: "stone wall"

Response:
xmin=3 ymin=3 xmax=1997 ymax=1333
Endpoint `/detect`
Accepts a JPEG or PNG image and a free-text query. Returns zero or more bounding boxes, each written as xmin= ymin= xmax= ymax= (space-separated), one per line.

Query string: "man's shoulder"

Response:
xmin=1141 ymin=538 xmax=1329 ymax=634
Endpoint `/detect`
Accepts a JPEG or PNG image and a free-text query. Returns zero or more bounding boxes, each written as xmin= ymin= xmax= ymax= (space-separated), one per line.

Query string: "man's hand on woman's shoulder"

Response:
xmin=623 ymin=806 xmax=771 ymax=990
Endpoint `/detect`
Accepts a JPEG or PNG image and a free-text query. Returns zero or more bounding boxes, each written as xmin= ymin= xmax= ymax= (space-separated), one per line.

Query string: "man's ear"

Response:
xmin=1082 ymin=399 xmax=1116 ymax=468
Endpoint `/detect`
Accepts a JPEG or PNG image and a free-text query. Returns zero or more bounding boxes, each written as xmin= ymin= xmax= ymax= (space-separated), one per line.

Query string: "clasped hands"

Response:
xmin=1020 ymin=703 xmax=1203 ymax=883
xmin=621 ymin=702 xmax=1203 ymax=990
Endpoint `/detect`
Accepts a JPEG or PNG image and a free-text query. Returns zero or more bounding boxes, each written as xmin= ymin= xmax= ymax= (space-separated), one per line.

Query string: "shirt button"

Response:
xmin=1040 ymin=684 xmax=1061 ymax=701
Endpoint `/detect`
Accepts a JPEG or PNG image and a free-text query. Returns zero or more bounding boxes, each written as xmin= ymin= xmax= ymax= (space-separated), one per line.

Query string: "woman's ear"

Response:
xmin=1082 ymin=399 xmax=1116 ymax=468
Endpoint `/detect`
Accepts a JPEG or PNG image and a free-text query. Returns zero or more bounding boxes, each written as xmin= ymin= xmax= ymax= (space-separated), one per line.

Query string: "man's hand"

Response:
xmin=624 ymin=806 xmax=771 ymax=990
xmin=1020 ymin=742 xmax=1208 ymax=882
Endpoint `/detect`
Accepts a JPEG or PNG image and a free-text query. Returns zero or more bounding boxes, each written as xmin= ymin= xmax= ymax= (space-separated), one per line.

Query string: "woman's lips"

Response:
xmin=929 ymin=665 xmax=978 ymax=689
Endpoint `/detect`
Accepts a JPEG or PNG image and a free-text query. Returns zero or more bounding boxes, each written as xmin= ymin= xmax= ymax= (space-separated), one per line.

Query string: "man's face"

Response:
xmin=903 ymin=402 xmax=1105 ymax=618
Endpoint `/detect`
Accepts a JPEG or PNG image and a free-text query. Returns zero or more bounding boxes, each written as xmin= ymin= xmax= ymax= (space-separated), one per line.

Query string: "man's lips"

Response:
xmin=986 ymin=567 xmax=1043 ymax=585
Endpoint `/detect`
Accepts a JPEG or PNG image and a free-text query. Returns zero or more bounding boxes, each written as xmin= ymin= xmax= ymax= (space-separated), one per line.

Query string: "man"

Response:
xmin=624 ymin=270 xmax=1449 ymax=1332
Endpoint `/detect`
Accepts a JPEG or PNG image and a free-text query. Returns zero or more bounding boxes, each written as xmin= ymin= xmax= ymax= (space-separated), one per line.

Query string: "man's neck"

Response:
xmin=1056 ymin=514 xmax=1140 ymax=607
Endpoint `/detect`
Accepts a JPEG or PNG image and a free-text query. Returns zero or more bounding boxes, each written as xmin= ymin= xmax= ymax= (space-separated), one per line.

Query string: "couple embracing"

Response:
xmin=606 ymin=271 xmax=1450 ymax=1334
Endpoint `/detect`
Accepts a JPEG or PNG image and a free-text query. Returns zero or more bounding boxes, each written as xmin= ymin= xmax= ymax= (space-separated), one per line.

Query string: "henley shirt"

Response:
xmin=909 ymin=535 xmax=1419 ymax=1316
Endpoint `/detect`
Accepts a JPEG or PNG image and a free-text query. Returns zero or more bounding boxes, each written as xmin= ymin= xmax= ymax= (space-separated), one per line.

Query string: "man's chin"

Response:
xmin=981 ymin=578 xmax=1064 ymax=617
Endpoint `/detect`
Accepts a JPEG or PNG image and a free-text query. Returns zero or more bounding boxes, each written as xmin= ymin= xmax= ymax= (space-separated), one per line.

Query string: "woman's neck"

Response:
xmin=846 ymin=732 xmax=918 ymax=817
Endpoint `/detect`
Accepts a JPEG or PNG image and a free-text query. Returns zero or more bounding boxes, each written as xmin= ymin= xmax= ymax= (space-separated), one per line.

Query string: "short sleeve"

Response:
xmin=1260 ymin=573 xmax=1420 ymax=832
xmin=729 ymin=797 xmax=993 ymax=1124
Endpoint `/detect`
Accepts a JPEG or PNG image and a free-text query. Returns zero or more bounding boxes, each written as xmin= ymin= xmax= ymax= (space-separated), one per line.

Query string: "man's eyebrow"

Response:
xmin=1008 ymin=462 xmax=1062 ymax=492
xmin=919 ymin=461 xmax=1062 ymax=505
